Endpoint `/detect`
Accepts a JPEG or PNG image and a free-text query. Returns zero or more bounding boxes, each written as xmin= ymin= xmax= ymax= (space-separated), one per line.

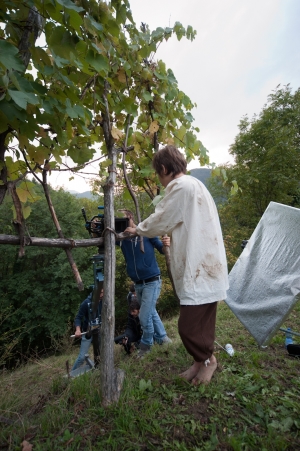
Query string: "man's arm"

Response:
xmin=124 ymin=226 xmax=137 ymax=235
xmin=125 ymin=181 xmax=183 ymax=238
xmin=149 ymin=235 xmax=170 ymax=254
xmin=73 ymin=296 xmax=91 ymax=335
xmin=124 ymin=230 xmax=170 ymax=253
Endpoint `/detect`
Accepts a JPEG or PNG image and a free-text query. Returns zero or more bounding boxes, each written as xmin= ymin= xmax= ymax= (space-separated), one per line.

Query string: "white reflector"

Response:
xmin=225 ymin=202 xmax=300 ymax=346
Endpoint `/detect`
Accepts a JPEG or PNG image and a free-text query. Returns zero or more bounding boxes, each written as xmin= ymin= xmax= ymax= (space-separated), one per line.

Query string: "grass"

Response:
xmin=0 ymin=301 xmax=300 ymax=451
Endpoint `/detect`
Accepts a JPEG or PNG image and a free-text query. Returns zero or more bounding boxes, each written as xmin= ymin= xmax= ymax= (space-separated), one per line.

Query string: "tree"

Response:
xmin=229 ymin=85 xmax=300 ymax=219
xmin=0 ymin=0 xmax=205 ymax=214
xmin=1 ymin=0 xmax=206 ymax=404
xmin=0 ymin=186 xmax=97 ymax=365
xmin=208 ymin=85 xmax=300 ymax=268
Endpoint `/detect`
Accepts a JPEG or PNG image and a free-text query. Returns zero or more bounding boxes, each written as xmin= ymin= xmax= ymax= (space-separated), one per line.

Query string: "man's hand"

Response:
xmin=124 ymin=226 xmax=138 ymax=235
xmin=162 ymin=236 xmax=170 ymax=247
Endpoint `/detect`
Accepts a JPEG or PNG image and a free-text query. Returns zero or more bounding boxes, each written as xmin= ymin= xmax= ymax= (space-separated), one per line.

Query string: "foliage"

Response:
xmin=229 ymin=85 xmax=300 ymax=217
xmin=206 ymin=171 xmax=252 ymax=270
xmin=1 ymin=301 xmax=300 ymax=450
xmin=0 ymin=185 xmax=100 ymax=364
xmin=208 ymin=85 xmax=300 ymax=268
xmin=0 ymin=0 xmax=205 ymax=217
xmin=0 ymin=306 xmax=27 ymax=367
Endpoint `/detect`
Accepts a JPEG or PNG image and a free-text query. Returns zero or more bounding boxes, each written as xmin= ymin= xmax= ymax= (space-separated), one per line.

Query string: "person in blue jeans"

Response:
xmin=119 ymin=211 xmax=172 ymax=357
xmin=72 ymin=288 xmax=103 ymax=370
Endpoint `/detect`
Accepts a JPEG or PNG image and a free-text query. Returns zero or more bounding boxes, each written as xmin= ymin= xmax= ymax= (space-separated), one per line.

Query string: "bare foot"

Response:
xmin=191 ymin=355 xmax=217 ymax=385
xmin=179 ymin=361 xmax=202 ymax=381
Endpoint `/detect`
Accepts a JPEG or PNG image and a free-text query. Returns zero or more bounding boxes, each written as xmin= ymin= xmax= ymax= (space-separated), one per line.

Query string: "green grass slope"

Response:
xmin=1 ymin=302 xmax=299 ymax=451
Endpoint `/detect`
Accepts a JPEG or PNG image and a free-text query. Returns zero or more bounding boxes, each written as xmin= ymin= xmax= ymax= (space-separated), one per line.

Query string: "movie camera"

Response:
xmin=81 ymin=206 xmax=129 ymax=245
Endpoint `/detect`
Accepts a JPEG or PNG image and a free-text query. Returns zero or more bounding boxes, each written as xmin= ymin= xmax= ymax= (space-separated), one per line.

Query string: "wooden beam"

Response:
xmin=0 ymin=233 xmax=130 ymax=249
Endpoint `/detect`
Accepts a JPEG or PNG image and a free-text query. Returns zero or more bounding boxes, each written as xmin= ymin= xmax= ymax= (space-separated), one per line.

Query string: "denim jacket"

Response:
xmin=74 ymin=293 xmax=102 ymax=332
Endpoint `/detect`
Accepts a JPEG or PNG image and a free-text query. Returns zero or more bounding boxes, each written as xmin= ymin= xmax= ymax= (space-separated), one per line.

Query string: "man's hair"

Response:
xmin=152 ymin=145 xmax=187 ymax=176
xmin=129 ymin=299 xmax=140 ymax=312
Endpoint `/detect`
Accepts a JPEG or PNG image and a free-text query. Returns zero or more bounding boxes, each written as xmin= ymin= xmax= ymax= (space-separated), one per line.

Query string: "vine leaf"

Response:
xmin=0 ymin=41 xmax=25 ymax=71
xmin=149 ymin=121 xmax=159 ymax=133
xmin=7 ymin=90 xmax=38 ymax=110
xmin=111 ymin=127 xmax=124 ymax=141
xmin=16 ymin=181 xmax=40 ymax=203
xmin=117 ymin=69 xmax=127 ymax=83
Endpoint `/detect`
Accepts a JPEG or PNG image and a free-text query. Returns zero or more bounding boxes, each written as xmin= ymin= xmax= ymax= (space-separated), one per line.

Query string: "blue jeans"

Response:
xmin=72 ymin=335 xmax=92 ymax=370
xmin=135 ymin=278 xmax=167 ymax=346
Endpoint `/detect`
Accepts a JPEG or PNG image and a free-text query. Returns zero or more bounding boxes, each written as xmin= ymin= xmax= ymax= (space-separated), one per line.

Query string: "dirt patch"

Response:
xmin=188 ymin=398 xmax=210 ymax=421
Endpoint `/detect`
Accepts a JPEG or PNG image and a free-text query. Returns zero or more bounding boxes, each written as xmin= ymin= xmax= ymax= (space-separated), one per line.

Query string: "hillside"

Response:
xmin=1 ymin=302 xmax=299 ymax=450
xmin=190 ymin=167 xmax=212 ymax=186
xmin=68 ymin=190 xmax=100 ymax=200
xmin=67 ymin=168 xmax=212 ymax=200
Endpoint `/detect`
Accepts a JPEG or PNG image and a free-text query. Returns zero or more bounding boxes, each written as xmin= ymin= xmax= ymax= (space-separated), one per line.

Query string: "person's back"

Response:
xmin=119 ymin=235 xmax=163 ymax=282
xmin=159 ymin=174 xmax=228 ymax=304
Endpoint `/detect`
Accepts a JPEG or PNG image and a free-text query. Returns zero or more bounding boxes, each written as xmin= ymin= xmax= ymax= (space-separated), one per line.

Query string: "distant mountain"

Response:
xmin=69 ymin=190 xmax=100 ymax=200
xmin=68 ymin=169 xmax=213 ymax=200
xmin=190 ymin=167 xmax=226 ymax=205
xmin=190 ymin=168 xmax=212 ymax=186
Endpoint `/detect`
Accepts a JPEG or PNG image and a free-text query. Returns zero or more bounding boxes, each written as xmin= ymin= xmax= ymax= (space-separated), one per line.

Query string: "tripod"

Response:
xmin=80 ymin=206 xmax=128 ymax=369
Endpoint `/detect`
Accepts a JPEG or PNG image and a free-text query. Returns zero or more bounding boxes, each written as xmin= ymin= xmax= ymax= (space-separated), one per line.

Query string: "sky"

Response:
xmin=49 ymin=0 xmax=300 ymax=192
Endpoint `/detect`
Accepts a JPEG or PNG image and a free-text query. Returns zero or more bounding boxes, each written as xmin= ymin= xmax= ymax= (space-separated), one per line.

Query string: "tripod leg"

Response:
xmin=90 ymin=278 xmax=103 ymax=368
xmin=92 ymin=326 xmax=101 ymax=368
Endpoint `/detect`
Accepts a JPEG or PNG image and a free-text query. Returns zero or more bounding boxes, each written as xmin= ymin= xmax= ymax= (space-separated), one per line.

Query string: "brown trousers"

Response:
xmin=178 ymin=302 xmax=217 ymax=362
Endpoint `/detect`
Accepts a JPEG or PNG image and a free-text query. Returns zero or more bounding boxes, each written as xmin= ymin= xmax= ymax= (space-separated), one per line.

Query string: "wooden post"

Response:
xmin=100 ymin=81 xmax=125 ymax=406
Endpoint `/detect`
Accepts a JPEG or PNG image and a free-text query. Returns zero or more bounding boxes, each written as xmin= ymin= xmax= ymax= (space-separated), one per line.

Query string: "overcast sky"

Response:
xmin=49 ymin=0 xmax=300 ymax=192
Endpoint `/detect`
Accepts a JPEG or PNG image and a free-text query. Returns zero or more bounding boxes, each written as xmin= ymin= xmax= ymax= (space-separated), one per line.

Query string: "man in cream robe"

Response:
xmin=125 ymin=145 xmax=228 ymax=384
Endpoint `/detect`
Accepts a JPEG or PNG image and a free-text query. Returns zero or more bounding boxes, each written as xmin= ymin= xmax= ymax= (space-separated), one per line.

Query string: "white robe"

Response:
xmin=136 ymin=175 xmax=229 ymax=305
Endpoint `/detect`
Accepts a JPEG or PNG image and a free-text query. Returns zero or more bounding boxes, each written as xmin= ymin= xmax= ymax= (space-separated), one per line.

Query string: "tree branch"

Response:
xmin=0 ymin=129 xmax=10 ymax=205
xmin=101 ymin=80 xmax=113 ymax=150
xmin=122 ymin=114 xmax=144 ymax=252
xmin=7 ymin=182 xmax=26 ymax=257
xmin=18 ymin=6 xmax=43 ymax=68
xmin=80 ymin=75 xmax=98 ymax=100
xmin=40 ymin=164 xmax=84 ymax=291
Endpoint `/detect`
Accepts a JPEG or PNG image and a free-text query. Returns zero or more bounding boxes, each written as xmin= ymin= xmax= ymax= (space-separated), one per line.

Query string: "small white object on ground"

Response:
xmin=225 ymin=343 xmax=234 ymax=356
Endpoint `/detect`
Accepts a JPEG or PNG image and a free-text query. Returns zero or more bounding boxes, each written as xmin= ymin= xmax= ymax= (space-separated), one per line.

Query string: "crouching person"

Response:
xmin=115 ymin=299 xmax=142 ymax=354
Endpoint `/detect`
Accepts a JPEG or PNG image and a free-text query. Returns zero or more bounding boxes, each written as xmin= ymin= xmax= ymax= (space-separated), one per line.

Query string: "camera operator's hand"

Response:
xmin=74 ymin=326 xmax=82 ymax=338
xmin=162 ymin=235 xmax=170 ymax=247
